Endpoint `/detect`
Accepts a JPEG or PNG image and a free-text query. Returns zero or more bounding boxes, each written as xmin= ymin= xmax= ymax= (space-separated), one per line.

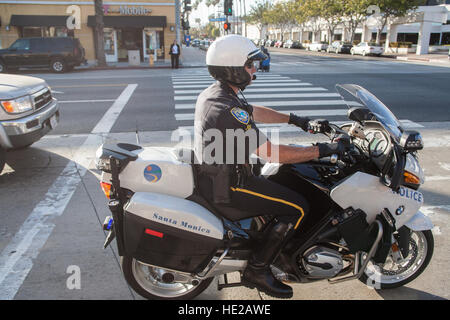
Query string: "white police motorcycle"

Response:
xmin=95 ymin=84 xmax=433 ymax=300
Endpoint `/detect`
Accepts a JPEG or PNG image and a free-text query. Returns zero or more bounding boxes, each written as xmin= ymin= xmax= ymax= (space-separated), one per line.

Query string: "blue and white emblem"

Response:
xmin=230 ymin=107 xmax=249 ymax=125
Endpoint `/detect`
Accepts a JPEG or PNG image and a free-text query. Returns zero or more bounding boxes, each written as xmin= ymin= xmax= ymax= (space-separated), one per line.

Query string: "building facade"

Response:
xmin=0 ymin=0 xmax=178 ymax=63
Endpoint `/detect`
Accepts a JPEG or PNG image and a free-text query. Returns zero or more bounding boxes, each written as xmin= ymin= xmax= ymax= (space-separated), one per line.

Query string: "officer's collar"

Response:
xmin=217 ymin=81 xmax=238 ymax=97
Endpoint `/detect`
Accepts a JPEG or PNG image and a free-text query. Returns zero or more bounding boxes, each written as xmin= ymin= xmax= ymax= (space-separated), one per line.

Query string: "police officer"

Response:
xmin=194 ymin=35 xmax=349 ymax=298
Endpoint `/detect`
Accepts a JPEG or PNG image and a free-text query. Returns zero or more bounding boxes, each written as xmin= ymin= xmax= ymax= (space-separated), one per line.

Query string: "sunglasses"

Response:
xmin=244 ymin=61 xmax=257 ymax=69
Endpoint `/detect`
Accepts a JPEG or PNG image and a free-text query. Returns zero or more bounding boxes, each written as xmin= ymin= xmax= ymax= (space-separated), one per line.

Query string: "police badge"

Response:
xmin=230 ymin=107 xmax=250 ymax=125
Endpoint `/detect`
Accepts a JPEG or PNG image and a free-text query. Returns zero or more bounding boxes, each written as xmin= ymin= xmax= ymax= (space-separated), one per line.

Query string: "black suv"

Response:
xmin=0 ymin=37 xmax=86 ymax=73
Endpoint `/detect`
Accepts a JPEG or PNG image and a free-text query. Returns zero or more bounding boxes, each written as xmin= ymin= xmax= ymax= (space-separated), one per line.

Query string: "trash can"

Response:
xmin=128 ymin=50 xmax=140 ymax=66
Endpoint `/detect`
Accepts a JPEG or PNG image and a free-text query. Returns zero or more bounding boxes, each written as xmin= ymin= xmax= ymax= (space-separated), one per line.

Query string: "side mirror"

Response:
xmin=347 ymin=107 xmax=375 ymax=123
xmin=400 ymin=131 xmax=423 ymax=151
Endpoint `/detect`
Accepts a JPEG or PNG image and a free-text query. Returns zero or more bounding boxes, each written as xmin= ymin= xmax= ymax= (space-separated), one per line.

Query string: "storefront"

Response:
xmin=0 ymin=1 xmax=177 ymax=63
xmin=87 ymin=15 xmax=166 ymax=62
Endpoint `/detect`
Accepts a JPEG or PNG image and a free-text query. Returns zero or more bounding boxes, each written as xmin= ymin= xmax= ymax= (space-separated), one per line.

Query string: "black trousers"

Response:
xmin=171 ymin=54 xmax=179 ymax=68
xmin=229 ymin=176 xmax=310 ymax=230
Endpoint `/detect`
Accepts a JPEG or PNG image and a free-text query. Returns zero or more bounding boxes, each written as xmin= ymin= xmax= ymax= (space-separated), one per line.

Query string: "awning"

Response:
xmin=88 ymin=16 xmax=166 ymax=28
xmin=10 ymin=15 xmax=69 ymax=27
xmin=87 ymin=16 xmax=167 ymax=28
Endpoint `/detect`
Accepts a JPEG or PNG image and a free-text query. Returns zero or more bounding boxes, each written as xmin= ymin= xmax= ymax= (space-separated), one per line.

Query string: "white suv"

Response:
xmin=0 ymin=74 xmax=59 ymax=173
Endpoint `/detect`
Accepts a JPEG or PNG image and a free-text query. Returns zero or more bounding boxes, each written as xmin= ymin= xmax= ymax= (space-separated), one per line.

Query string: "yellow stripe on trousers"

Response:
xmin=230 ymin=187 xmax=305 ymax=230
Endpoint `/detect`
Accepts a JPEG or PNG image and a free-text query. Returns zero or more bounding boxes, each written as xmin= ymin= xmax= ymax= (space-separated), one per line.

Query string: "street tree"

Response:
xmin=94 ymin=0 xmax=106 ymax=67
xmin=318 ymin=0 xmax=345 ymax=44
xmin=371 ymin=0 xmax=425 ymax=45
xmin=342 ymin=0 xmax=372 ymax=43
xmin=264 ymin=1 xmax=295 ymax=41
xmin=300 ymin=0 xmax=324 ymax=43
xmin=245 ymin=0 xmax=272 ymax=39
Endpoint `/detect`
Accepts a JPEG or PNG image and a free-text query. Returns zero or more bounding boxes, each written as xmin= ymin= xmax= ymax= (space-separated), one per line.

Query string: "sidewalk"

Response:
xmin=75 ymin=45 xmax=206 ymax=71
xmin=384 ymin=51 xmax=450 ymax=64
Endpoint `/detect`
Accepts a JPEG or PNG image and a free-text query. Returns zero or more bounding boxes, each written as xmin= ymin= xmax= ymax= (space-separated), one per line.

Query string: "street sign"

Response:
xmin=209 ymin=17 xmax=226 ymax=22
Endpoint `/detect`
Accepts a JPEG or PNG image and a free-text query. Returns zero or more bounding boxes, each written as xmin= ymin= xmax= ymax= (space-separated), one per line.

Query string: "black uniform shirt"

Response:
xmin=194 ymin=81 xmax=267 ymax=165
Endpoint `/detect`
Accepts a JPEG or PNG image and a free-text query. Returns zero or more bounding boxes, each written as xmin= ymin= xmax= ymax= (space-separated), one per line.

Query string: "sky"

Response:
xmin=188 ymin=0 xmax=257 ymax=26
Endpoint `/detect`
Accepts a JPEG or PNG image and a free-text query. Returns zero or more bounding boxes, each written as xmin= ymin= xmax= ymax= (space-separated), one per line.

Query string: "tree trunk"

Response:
xmin=94 ymin=0 xmax=107 ymax=67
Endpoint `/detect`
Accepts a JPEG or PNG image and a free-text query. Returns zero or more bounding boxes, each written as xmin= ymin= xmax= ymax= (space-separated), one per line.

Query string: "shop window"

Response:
xmin=103 ymin=28 xmax=115 ymax=55
xmin=397 ymin=33 xmax=418 ymax=44
xmin=23 ymin=27 xmax=42 ymax=37
xmin=442 ymin=32 xmax=450 ymax=45
xmin=429 ymin=33 xmax=441 ymax=45
xmin=22 ymin=26 xmax=73 ymax=38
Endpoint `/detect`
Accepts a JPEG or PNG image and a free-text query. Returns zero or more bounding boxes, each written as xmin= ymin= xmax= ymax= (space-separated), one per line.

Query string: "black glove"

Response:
xmin=288 ymin=113 xmax=310 ymax=132
xmin=308 ymin=119 xmax=331 ymax=134
xmin=317 ymin=138 xmax=351 ymax=158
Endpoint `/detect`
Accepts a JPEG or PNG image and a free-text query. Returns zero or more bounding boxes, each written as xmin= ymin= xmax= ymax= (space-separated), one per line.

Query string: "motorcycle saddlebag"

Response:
xmin=122 ymin=192 xmax=224 ymax=273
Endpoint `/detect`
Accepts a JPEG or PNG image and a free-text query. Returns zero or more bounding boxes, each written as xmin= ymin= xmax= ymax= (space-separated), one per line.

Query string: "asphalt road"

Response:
xmin=0 ymin=49 xmax=449 ymax=302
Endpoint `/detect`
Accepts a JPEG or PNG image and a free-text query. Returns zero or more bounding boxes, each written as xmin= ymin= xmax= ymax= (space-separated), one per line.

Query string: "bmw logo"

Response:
xmin=396 ymin=205 xmax=405 ymax=216
xmin=144 ymin=164 xmax=162 ymax=183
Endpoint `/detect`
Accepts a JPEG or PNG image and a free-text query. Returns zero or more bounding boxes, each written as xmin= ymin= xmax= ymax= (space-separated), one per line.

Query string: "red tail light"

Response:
xmin=145 ymin=228 xmax=164 ymax=238
xmin=74 ymin=47 xmax=79 ymax=56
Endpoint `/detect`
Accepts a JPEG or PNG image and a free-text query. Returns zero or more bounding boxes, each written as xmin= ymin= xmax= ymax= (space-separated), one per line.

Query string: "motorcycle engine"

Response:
xmin=300 ymin=246 xmax=343 ymax=279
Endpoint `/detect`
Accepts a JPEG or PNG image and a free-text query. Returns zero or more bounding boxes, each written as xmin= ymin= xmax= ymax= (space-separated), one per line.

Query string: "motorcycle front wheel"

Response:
xmin=359 ymin=230 xmax=434 ymax=289
xmin=121 ymin=256 xmax=214 ymax=300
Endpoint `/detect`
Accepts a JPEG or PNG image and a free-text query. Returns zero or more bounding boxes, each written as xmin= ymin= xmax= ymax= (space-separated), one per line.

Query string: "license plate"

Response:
xmin=49 ymin=114 xmax=58 ymax=129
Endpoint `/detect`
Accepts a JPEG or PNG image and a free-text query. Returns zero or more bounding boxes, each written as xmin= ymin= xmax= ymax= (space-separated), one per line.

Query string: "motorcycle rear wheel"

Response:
xmin=121 ymin=256 xmax=214 ymax=300
xmin=359 ymin=230 xmax=434 ymax=289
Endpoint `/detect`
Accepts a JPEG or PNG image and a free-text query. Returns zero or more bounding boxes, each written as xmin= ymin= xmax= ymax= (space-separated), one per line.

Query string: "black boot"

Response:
xmin=242 ymin=222 xmax=293 ymax=299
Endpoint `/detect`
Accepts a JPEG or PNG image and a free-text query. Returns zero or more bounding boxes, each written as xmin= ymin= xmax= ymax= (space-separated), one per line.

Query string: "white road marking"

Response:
xmin=0 ymin=84 xmax=138 ymax=300
xmin=173 ymin=79 xmax=301 ymax=85
xmin=176 ymin=109 xmax=348 ymax=121
xmin=173 ymin=82 xmax=313 ymax=89
xmin=425 ymin=176 xmax=450 ymax=181
xmin=175 ymin=92 xmax=340 ymax=101
xmin=174 ymin=87 xmax=328 ymax=94
xmin=175 ymin=99 xmax=358 ymax=110
xmin=59 ymin=99 xmax=116 ymax=103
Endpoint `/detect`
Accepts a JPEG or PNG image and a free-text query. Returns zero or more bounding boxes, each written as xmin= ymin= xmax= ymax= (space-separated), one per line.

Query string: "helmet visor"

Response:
xmin=247 ymin=48 xmax=268 ymax=63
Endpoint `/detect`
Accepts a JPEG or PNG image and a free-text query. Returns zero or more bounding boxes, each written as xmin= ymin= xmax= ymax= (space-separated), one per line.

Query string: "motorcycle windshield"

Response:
xmin=336 ymin=84 xmax=403 ymax=142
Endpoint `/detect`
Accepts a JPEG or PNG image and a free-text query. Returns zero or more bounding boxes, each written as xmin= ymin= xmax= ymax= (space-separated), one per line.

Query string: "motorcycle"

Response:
xmin=95 ymin=84 xmax=434 ymax=300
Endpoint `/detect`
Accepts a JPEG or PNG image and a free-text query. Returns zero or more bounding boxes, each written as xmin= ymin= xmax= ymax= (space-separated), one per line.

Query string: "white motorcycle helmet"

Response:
xmin=206 ymin=35 xmax=267 ymax=90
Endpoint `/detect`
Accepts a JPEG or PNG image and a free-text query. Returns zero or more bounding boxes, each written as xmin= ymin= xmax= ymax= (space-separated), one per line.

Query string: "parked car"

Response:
xmin=0 ymin=74 xmax=59 ymax=173
xmin=307 ymin=42 xmax=329 ymax=52
xmin=199 ymin=39 xmax=210 ymax=51
xmin=327 ymin=41 xmax=353 ymax=54
xmin=0 ymin=37 xmax=86 ymax=73
xmin=274 ymin=40 xmax=284 ymax=48
xmin=192 ymin=39 xmax=200 ymax=47
xmin=284 ymin=40 xmax=302 ymax=49
xmin=265 ymin=39 xmax=276 ymax=47
xmin=351 ymin=42 xmax=384 ymax=56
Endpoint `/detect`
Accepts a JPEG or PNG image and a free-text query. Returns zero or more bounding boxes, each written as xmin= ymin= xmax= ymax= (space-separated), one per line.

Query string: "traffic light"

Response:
xmin=224 ymin=0 xmax=232 ymax=16
xmin=184 ymin=0 xmax=192 ymax=12
xmin=224 ymin=22 xmax=231 ymax=31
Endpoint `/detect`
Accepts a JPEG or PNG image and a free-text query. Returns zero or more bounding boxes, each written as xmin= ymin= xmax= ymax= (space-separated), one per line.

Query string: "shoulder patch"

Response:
xmin=230 ymin=107 xmax=250 ymax=125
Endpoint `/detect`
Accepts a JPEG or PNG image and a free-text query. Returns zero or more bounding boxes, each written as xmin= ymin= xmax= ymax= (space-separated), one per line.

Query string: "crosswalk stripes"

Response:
xmin=171 ymin=71 xmax=423 ymax=132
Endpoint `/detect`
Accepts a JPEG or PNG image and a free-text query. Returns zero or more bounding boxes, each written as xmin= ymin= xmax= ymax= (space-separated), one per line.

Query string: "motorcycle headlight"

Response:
xmin=1 ymin=95 xmax=33 ymax=114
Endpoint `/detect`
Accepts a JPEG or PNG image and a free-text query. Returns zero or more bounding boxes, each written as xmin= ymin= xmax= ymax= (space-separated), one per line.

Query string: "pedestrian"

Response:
xmin=169 ymin=40 xmax=181 ymax=69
